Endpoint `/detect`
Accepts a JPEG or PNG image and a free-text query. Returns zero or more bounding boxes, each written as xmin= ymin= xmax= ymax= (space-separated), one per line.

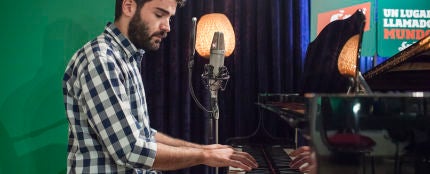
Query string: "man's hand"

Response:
xmin=289 ymin=146 xmax=316 ymax=173
xmin=153 ymin=133 xmax=257 ymax=171
xmin=202 ymin=146 xmax=258 ymax=171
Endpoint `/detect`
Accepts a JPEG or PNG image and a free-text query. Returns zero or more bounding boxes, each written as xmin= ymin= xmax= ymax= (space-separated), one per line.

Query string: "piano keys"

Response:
xmin=227 ymin=145 xmax=301 ymax=174
xmin=225 ymin=94 xmax=308 ymax=174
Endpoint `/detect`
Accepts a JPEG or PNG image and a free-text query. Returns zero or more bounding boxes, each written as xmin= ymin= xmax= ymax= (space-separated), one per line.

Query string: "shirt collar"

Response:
xmin=104 ymin=22 xmax=146 ymax=60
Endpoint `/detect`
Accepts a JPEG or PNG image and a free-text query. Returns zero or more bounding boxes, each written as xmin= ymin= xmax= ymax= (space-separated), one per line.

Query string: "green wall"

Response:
xmin=0 ymin=1 xmax=113 ymax=173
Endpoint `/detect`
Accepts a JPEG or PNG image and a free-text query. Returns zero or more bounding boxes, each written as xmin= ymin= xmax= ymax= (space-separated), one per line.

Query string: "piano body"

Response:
xmin=364 ymin=35 xmax=430 ymax=91
xmin=258 ymin=93 xmax=430 ymax=174
xmin=308 ymin=93 xmax=430 ymax=174
xmin=227 ymin=8 xmax=430 ymax=174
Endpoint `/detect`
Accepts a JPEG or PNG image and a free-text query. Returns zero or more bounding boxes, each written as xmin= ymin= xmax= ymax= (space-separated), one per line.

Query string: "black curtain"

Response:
xmin=141 ymin=0 xmax=309 ymax=173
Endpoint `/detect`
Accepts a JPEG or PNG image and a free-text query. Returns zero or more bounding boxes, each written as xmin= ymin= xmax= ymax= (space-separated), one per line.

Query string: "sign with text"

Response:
xmin=312 ymin=0 xmax=430 ymax=58
xmin=378 ymin=1 xmax=430 ymax=57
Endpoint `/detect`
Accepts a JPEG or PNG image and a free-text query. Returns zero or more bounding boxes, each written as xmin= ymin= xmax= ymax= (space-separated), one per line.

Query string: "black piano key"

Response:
xmin=247 ymin=170 xmax=272 ymax=174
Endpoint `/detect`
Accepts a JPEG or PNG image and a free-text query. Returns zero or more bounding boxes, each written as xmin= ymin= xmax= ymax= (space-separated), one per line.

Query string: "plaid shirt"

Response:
xmin=63 ymin=22 xmax=158 ymax=174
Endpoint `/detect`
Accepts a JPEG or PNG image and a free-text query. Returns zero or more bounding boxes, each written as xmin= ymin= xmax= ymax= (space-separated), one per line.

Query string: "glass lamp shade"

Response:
xmin=195 ymin=13 xmax=236 ymax=58
xmin=338 ymin=34 xmax=360 ymax=77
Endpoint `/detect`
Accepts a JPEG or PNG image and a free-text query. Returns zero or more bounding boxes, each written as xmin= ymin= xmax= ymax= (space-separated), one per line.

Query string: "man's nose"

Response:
xmin=160 ymin=19 xmax=171 ymax=33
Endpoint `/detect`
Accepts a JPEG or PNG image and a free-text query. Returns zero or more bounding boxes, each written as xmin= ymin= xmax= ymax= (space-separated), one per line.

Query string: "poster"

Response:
xmin=377 ymin=0 xmax=430 ymax=57
xmin=311 ymin=0 xmax=430 ymax=58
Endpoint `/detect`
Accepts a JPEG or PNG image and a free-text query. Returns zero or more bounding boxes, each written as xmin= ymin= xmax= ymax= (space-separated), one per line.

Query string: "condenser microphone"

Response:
xmin=209 ymin=32 xmax=226 ymax=77
xmin=206 ymin=32 xmax=226 ymax=96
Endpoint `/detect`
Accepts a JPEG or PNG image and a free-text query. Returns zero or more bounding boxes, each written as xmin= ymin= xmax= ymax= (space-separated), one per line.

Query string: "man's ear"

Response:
xmin=122 ymin=0 xmax=137 ymax=18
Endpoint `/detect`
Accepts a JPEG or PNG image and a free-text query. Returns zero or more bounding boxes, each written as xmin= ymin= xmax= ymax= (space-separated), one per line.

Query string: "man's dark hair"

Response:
xmin=115 ymin=0 xmax=186 ymax=21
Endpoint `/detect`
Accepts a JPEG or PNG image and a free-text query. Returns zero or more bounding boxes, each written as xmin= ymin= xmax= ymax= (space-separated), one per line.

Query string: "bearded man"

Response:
xmin=62 ymin=0 xmax=257 ymax=173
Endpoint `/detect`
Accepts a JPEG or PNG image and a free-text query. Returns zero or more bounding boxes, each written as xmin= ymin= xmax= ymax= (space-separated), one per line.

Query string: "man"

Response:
xmin=62 ymin=0 xmax=258 ymax=173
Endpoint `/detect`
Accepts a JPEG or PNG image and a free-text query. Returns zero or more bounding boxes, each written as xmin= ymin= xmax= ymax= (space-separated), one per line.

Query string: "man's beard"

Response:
xmin=128 ymin=13 xmax=167 ymax=50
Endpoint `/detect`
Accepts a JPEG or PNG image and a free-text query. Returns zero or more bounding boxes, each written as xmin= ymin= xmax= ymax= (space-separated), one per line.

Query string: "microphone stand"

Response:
xmin=188 ymin=18 xmax=230 ymax=174
xmin=201 ymin=65 xmax=230 ymax=144
xmin=201 ymin=65 xmax=229 ymax=174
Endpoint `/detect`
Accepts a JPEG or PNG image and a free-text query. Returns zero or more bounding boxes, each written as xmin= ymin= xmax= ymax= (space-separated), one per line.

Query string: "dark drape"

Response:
xmin=142 ymin=0 xmax=309 ymax=173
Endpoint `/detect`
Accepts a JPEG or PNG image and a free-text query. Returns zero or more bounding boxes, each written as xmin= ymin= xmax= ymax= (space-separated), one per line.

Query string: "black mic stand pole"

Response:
xmin=208 ymin=87 xmax=219 ymax=174
xmin=188 ymin=17 xmax=228 ymax=174
xmin=202 ymin=65 xmax=229 ymax=174
xmin=209 ymin=82 xmax=220 ymax=145
xmin=202 ymin=65 xmax=229 ymax=144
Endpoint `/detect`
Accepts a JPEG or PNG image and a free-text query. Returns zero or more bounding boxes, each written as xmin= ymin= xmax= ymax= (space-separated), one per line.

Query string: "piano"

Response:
xmin=225 ymin=94 xmax=303 ymax=174
xmin=227 ymin=8 xmax=430 ymax=174
xmin=227 ymin=9 xmax=368 ymax=174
